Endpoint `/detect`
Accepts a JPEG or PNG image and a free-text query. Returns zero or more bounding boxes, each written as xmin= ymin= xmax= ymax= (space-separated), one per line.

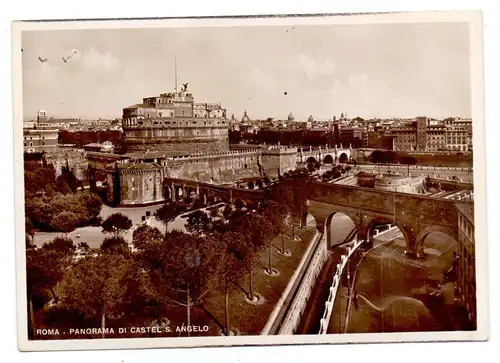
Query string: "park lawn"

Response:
xmin=198 ymin=226 xmax=317 ymax=336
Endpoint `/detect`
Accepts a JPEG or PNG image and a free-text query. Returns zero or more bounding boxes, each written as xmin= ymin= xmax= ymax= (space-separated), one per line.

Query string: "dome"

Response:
xmin=241 ymin=110 xmax=250 ymax=123
xmin=307 ymin=114 xmax=314 ymax=123
xmin=288 ymin=112 xmax=295 ymax=122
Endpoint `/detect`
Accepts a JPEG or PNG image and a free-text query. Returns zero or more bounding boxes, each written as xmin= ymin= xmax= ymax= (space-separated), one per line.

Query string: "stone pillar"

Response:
xmin=196 ymin=183 xmax=200 ymax=196
xmin=203 ymin=193 xmax=207 ymax=206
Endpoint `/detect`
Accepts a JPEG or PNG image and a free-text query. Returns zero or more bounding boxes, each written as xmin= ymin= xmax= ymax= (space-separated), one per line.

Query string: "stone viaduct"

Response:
xmin=161 ymin=178 xmax=471 ymax=257
xmin=306 ymin=181 xmax=472 ymax=257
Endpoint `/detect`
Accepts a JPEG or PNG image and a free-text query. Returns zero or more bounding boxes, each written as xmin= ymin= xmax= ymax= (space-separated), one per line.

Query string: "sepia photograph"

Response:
xmin=12 ymin=10 xmax=487 ymax=351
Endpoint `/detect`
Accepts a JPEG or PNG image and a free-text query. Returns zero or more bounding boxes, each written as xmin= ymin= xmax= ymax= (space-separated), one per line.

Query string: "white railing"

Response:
xmin=260 ymin=231 xmax=323 ymax=335
xmin=318 ymin=238 xmax=365 ymax=334
xmin=277 ymin=234 xmax=328 ymax=335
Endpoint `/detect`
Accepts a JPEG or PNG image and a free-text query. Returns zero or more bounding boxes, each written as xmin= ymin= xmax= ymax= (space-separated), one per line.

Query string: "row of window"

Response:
xmin=124 ymin=118 xmax=227 ymax=126
xmin=24 ymin=136 xmax=47 ymax=140
xmin=459 ymin=214 xmax=474 ymax=241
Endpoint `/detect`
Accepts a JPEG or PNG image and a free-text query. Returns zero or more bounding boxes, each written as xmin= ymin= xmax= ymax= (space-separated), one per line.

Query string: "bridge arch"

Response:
xmin=338 ymin=152 xmax=349 ymax=163
xmin=306 ymin=156 xmax=317 ymax=164
xmin=323 ymin=154 xmax=334 ymax=164
xmin=325 ymin=212 xmax=357 ymax=248
xmin=415 ymin=225 xmax=458 ymax=257
xmin=362 ymin=216 xmax=416 ymax=254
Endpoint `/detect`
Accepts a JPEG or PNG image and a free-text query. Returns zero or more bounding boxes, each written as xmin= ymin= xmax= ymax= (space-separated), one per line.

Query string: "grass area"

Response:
xmin=31 ymin=226 xmax=317 ymax=339
xmin=201 ymin=227 xmax=317 ymax=336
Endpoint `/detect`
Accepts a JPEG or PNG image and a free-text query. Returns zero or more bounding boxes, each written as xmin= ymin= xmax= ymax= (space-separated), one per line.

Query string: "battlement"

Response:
xmin=169 ymin=149 xmax=261 ymax=162
xmin=262 ymin=145 xmax=298 ymax=155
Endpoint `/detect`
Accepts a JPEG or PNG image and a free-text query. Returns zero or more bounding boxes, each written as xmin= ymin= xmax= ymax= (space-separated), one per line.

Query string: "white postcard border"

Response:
xmin=12 ymin=10 xmax=488 ymax=351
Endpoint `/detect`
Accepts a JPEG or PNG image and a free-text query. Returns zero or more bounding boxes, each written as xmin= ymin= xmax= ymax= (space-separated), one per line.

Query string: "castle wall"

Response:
xmin=261 ymin=146 xmax=298 ymax=177
xmin=167 ymin=151 xmax=261 ymax=184
xmin=373 ymin=175 xmax=426 ymax=194
xmin=45 ymin=149 xmax=88 ymax=180
xmin=109 ymin=150 xmax=264 ymax=205
xmin=111 ymin=168 xmax=166 ymax=205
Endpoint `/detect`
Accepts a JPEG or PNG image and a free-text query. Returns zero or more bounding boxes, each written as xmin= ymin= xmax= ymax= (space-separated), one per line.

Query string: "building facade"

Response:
xmin=391 ymin=117 xmax=472 ymax=152
xmin=122 ymin=87 xmax=229 ymax=154
xmin=456 ymin=203 xmax=476 ymax=328
xmin=23 ymin=110 xmax=59 ymax=153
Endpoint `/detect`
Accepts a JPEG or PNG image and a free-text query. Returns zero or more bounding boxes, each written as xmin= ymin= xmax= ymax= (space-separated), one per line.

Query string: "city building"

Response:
xmin=444 ymin=117 xmax=473 ymax=152
xmin=456 ymin=203 xmax=476 ymax=328
xmin=339 ymin=126 xmax=368 ymax=148
xmin=83 ymin=141 xmax=115 ymax=153
xmin=23 ymin=110 xmax=59 ymax=153
xmin=390 ymin=117 xmax=471 ymax=152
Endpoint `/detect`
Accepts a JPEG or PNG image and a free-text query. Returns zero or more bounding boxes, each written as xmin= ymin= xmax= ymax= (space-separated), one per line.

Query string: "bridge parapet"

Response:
xmin=261 ymin=231 xmax=327 ymax=335
xmin=318 ymin=238 xmax=364 ymax=334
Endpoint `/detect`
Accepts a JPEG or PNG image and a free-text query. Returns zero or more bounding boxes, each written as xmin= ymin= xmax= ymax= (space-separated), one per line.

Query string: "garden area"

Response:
xmin=25 ymin=166 xmax=318 ymax=339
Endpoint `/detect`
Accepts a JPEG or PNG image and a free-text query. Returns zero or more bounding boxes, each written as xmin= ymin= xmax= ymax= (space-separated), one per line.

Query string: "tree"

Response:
xmin=41 ymin=237 xmax=76 ymax=302
xmin=141 ymin=232 xmax=226 ymax=336
xmin=132 ymin=224 xmax=163 ymax=251
xmin=26 ymin=248 xmax=62 ymax=338
xmin=25 ymin=217 xmax=36 ymax=248
xmin=101 ymin=235 xmax=130 ymax=256
xmin=61 ymin=254 xmax=132 ymax=338
xmin=155 ymin=202 xmax=180 ymax=226
xmin=185 ymin=210 xmax=212 ymax=236
xmin=81 ymin=193 xmax=103 ymax=220
xmin=399 ymin=155 xmax=418 ymax=176
xmin=101 ymin=213 xmax=132 ymax=236
xmin=217 ymin=231 xmax=253 ymax=335
xmin=263 ymin=201 xmax=288 ymax=255
xmin=112 ymin=163 xmax=121 ymax=206
xmin=51 ymin=211 xmax=79 ymax=235
xmin=42 ymin=236 xmax=75 ymax=255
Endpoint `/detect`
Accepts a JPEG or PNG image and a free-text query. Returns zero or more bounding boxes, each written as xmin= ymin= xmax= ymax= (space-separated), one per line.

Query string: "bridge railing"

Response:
xmin=318 ymin=238 xmax=365 ymax=334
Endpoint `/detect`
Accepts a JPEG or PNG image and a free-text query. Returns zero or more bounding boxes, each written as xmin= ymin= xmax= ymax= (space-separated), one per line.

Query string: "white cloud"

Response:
xmin=297 ymin=54 xmax=336 ymax=81
xmin=70 ymin=47 xmax=121 ymax=73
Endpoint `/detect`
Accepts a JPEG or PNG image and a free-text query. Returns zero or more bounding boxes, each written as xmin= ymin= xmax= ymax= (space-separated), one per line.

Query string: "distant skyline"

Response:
xmin=22 ymin=21 xmax=472 ymax=121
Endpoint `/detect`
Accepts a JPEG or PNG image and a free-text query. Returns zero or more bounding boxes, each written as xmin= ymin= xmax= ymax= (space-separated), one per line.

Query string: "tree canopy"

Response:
xmin=132 ymin=224 xmax=163 ymax=251
xmin=101 ymin=213 xmax=132 ymax=235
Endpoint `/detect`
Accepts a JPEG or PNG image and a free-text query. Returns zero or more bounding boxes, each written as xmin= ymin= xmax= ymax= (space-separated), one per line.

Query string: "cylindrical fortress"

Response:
xmin=122 ymin=118 xmax=230 ymax=154
xmin=121 ymin=87 xmax=230 ymax=155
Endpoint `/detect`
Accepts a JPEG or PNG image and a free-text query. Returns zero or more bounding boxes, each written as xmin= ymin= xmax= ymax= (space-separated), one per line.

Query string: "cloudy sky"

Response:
xmin=21 ymin=21 xmax=471 ymax=121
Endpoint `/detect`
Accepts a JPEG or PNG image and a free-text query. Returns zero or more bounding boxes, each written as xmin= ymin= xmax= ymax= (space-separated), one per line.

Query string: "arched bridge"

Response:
xmin=297 ymin=146 xmax=351 ymax=165
xmin=161 ymin=177 xmax=470 ymax=258
xmin=306 ymin=181 xmax=472 ymax=257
